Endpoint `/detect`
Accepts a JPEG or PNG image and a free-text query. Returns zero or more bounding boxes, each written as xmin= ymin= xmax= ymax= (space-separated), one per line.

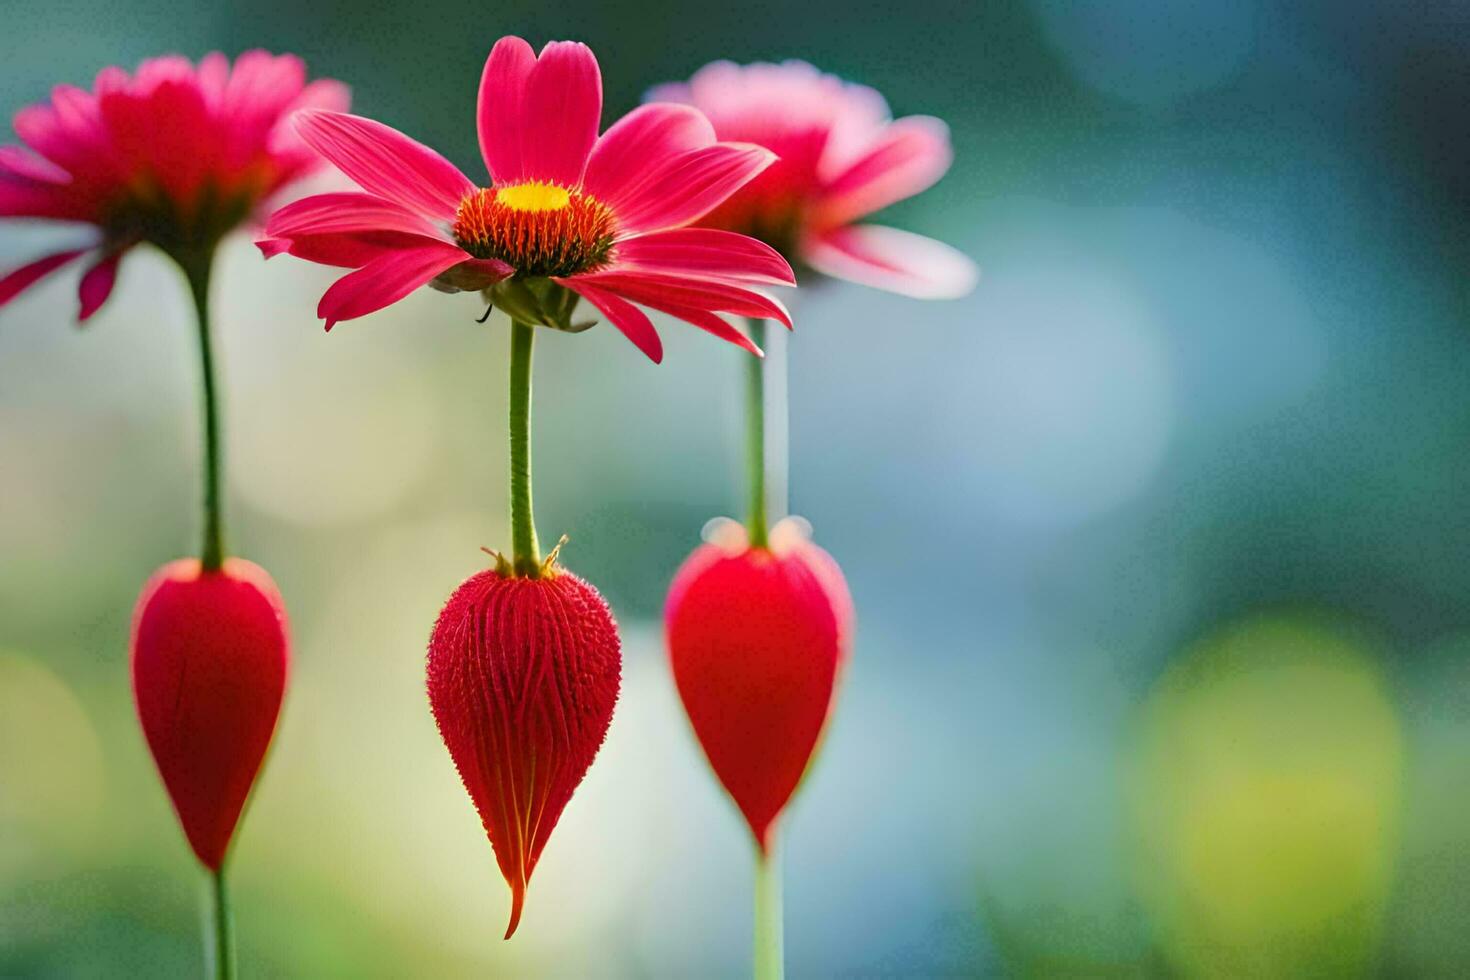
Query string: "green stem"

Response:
xmin=753 ymin=840 xmax=784 ymax=980
xmin=508 ymin=319 xmax=541 ymax=576
xmin=207 ymin=866 xmax=236 ymax=980
xmin=183 ymin=255 xmax=225 ymax=572
xmin=746 ymin=318 xmax=769 ymax=549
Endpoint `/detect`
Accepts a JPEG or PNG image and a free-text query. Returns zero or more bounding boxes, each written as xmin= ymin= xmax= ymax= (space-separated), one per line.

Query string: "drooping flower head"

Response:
xmin=132 ymin=559 xmax=290 ymax=870
xmin=649 ymin=60 xmax=976 ymax=299
xmin=0 ymin=52 xmax=348 ymax=320
xmin=428 ymin=562 xmax=620 ymax=939
xmin=260 ymin=36 xmax=796 ymax=361
xmin=664 ymin=518 xmax=853 ymax=851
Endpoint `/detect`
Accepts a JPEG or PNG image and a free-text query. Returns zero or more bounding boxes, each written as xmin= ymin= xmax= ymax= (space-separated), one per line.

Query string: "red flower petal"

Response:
xmin=77 ymin=250 xmax=122 ymax=321
xmin=566 ymin=268 xmax=792 ymax=328
xmin=518 ymin=41 xmax=602 ymax=187
xmin=565 ymin=280 xmax=664 ymax=363
xmin=256 ymin=229 xmax=451 ymax=269
xmin=316 ymin=240 xmax=470 ymax=329
xmin=582 ymin=103 xmax=714 ymax=207
xmin=294 ymin=109 xmax=474 ymax=221
xmin=608 ymin=143 xmax=775 ymax=236
xmin=0 ymin=249 xmax=87 ymax=309
xmin=613 ymin=227 xmax=794 ymax=286
xmin=633 ymin=301 xmax=762 ymax=356
xmin=265 ymin=191 xmax=447 ymax=240
xmin=477 ymin=36 xmax=537 ymax=183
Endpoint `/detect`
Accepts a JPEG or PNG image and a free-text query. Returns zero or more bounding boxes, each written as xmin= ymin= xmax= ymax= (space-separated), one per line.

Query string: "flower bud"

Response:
xmin=130 ymin=559 xmax=290 ymax=870
xmin=664 ymin=518 xmax=852 ymax=851
xmin=427 ymin=565 xmax=621 ymax=938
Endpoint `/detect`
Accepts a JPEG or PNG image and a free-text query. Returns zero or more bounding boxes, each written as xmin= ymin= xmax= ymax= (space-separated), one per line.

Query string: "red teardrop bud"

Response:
xmin=130 ymin=558 xmax=290 ymax=870
xmin=427 ymin=565 xmax=621 ymax=939
xmin=664 ymin=519 xmax=853 ymax=852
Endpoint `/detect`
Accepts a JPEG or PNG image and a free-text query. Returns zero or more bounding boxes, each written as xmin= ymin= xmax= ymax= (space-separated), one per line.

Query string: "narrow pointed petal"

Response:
xmin=477 ymin=36 xmax=537 ymax=182
xmin=294 ymin=109 xmax=474 ymax=220
xmin=265 ymin=191 xmax=447 ymax=239
xmin=0 ymin=148 xmax=92 ymax=219
xmin=257 ymin=230 xmax=450 ymax=269
xmin=564 ymin=281 xmax=663 ymax=362
xmin=0 ymin=249 xmax=86 ymax=308
xmin=802 ymin=224 xmax=977 ymax=299
xmin=0 ymin=142 xmax=71 ymax=184
xmin=816 ymin=116 xmax=952 ymax=225
xmin=582 ymin=103 xmax=714 ymax=205
xmin=518 ymin=41 xmax=601 ymax=187
xmin=569 ymin=269 xmax=791 ymax=328
xmin=255 ymin=237 xmax=292 ymax=259
xmin=609 ymin=144 xmax=775 ymax=236
xmin=639 ymin=301 xmax=762 ymax=356
xmin=613 ymin=228 xmax=794 ymax=286
xmin=77 ymin=250 xmax=122 ymax=321
xmin=316 ymin=241 xmax=469 ymax=329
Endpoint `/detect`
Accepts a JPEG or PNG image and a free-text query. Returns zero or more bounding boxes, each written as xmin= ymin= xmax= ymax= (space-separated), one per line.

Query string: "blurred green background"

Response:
xmin=3 ymin=0 xmax=1469 ymax=976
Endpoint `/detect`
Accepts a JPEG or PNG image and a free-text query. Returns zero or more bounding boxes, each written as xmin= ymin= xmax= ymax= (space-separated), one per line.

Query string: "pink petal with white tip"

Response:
xmin=802 ymin=224 xmax=976 ymax=299
xmin=816 ymin=116 xmax=952 ymax=225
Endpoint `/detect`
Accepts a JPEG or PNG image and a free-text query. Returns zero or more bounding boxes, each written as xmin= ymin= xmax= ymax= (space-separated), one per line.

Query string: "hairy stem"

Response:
xmin=509 ymin=319 xmax=541 ymax=575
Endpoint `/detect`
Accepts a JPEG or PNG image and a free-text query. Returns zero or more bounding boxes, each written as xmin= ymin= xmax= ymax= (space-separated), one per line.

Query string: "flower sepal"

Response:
xmin=487 ymin=277 xmax=596 ymax=333
xmin=428 ymin=257 xmax=514 ymax=295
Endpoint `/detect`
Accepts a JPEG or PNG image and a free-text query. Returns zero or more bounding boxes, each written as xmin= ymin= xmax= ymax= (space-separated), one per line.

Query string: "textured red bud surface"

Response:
xmin=427 ymin=565 xmax=621 ymax=939
xmin=130 ymin=558 xmax=290 ymax=871
xmin=664 ymin=523 xmax=853 ymax=852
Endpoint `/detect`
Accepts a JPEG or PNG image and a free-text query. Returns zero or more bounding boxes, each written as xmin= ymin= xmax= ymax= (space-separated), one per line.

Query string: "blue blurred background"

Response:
xmin=3 ymin=0 xmax=1469 ymax=976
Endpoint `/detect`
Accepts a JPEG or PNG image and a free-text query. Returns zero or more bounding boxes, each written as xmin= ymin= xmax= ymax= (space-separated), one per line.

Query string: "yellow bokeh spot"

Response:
xmin=495 ymin=181 xmax=570 ymax=213
xmin=1131 ymin=614 xmax=1403 ymax=979
xmin=0 ymin=651 xmax=106 ymax=873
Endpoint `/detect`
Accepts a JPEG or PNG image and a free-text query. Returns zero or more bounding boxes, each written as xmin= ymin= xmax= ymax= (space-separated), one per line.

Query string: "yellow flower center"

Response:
xmin=494 ymin=181 xmax=571 ymax=213
xmin=453 ymin=182 xmax=616 ymax=278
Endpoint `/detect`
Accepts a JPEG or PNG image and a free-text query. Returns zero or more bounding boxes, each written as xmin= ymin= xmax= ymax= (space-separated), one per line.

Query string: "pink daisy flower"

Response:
xmin=0 ymin=51 xmax=348 ymax=320
xmin=649 ymin=60 xmax=977 ymax=299
xmin=259 ymin=36 xmax=795 ymax=362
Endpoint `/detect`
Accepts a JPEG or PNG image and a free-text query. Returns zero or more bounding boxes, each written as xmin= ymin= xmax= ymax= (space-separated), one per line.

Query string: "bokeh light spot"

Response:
xmin=1132 ymin=614 xmax=1403 ymax=978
